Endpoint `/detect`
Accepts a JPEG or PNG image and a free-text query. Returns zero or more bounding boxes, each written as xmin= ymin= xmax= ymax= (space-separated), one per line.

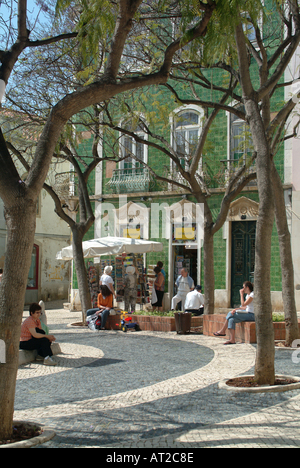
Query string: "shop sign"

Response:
xmin=175 ymin=227 xmax=195 ymax=240
xmin=174 ymin=226 xmax=196 ymax=241
xmin=123 ymin=228 xmax=141 ymax=239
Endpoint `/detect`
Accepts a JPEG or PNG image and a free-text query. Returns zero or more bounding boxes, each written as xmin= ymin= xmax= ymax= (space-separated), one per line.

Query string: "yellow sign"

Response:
xmin=123 ymin=228 xmax=141 ymax=239
xmin=175 ymin=227 xmax=196 ymax=241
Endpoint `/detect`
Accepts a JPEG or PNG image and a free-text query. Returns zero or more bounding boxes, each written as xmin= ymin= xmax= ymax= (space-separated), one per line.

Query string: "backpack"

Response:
xmin=127 ymin=274 xmax=136 ymax=289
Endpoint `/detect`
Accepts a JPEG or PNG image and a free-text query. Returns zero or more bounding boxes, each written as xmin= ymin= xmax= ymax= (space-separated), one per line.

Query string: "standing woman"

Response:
xmin=100 ymin=265 xmax=116 ymax=300
xmin=152 ymin=266 xmax=165 ymax=312
xmin=214 ymin=281 xmax=255 ymax=345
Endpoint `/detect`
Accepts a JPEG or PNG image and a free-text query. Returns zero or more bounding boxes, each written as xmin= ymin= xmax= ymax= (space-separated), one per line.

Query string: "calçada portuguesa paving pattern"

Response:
xmin=13 ymin=302 xmax=300 ymax=448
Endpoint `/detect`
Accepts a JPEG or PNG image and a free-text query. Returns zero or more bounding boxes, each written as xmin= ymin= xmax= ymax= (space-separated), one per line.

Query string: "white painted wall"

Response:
xmin=0 ymin=168 xmax=71 ymax=304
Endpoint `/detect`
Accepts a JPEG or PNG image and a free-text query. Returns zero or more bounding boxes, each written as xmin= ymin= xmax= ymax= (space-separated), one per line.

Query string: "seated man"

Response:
xmin=171 ymin=268 xmax=194 ymax=311
xmin=185 ymin=285 xmax=204 ymax=315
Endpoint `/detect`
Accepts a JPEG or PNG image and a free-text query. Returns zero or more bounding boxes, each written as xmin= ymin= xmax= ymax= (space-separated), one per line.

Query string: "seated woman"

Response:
xmin=86 ymin=285 xmax=113 ymax=330
xmin=214 ymin=281 xmax=255 ymax=345
xmin=20 ymin=302 xmax=57 ymax=366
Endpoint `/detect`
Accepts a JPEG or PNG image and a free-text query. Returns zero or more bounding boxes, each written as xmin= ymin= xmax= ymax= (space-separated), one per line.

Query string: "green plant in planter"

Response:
xmin=272 ymin=313 xmax=285 ymax=322
xmin=133 ymin=310 xmax=175 ymax=317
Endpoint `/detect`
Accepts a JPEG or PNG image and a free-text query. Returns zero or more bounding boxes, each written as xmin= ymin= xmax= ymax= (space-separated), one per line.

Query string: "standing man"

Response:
xmin=124 ymin=266 xmax=139 ymax=313
xmin=171 ymin=268 xmax=194 ymax=311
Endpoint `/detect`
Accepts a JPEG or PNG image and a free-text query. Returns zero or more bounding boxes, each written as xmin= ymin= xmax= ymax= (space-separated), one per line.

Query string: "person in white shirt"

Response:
xmin=185 ymin=285 xmax=204 ymax=315
xmin=100 ymin=266 xmax=116 ymax=299
xmin=214 ymin=281 xmax=255 ymax=345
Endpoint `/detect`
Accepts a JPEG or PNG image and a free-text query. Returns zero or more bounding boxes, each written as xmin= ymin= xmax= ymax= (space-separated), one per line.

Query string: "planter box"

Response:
xmin=105 ymin=314 xmax=203 ymax=332
xmin=132 ymin=314 xmax=203 ymax=332
xmin=203 ymin=314 xmax=300 ymax=344
xmin=105 ymin=315 xmax=122 ymax=330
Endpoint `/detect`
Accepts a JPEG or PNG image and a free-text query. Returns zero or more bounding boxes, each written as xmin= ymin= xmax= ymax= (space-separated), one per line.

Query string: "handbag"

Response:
xmin=95 ymin=316 xmax=101 ymax=330
xmin=151 ymin=281 xmax=158 ymax=305
xmin=87 ymin=313 xmax=99 ymax=331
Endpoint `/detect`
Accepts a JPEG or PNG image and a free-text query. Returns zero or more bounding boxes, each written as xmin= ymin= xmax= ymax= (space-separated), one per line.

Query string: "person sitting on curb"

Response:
xmin=20 ymin=302 xmax=57 ymax=366
xmin=86 ymin=285 xmax=113 ymax=330
xmin=213 ymin=281 xmax=255 ymax=345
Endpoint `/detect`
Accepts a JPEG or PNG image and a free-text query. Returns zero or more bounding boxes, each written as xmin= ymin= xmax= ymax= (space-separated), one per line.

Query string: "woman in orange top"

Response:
xmin=86 ymin=285 xmax=113 ymax=330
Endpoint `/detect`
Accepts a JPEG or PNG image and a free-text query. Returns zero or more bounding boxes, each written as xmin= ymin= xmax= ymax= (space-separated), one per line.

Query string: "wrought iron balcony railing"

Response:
xmin=107 ymin=167 xmax=155 ymax=194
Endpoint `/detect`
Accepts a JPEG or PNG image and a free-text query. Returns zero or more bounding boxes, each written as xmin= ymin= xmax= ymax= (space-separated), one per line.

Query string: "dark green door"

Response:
xmin=231 ymin=221 xmax=256 ymax=307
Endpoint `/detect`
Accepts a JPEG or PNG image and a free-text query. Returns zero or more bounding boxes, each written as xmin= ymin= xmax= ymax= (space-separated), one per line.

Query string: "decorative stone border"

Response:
xmin=0 ymin=421 xmax=56 ymax=449
xmin=275 ymin=341 xmax=300 ymax=350
xmin=219 ymin=375 xmax=300 ymax=394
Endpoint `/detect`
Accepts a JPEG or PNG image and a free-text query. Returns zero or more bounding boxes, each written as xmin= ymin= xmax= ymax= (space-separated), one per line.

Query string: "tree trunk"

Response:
xmin=0 ymin=198 xmax=37 ymax=440
xmin=271 ymin=162 xmax=299 ymax=346
xmin=253 ymin=178 xmax=275 ymax=384
xmin=246 ymin=102 xmax=275 ymax=385
xmin=203 ymin=226 xmax=215 ymax=315
xmin=234 ymin=20 xmax=275 ymax=385
xmin=192 ymin=189 xmax=215 ymax=315
xmin=72 ymin=226 xmax=91 ymax=324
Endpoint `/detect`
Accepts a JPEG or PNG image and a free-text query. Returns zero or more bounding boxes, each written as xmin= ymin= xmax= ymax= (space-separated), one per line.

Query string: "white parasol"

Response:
xmin=56 ymin=236 xmax=163 ymax=261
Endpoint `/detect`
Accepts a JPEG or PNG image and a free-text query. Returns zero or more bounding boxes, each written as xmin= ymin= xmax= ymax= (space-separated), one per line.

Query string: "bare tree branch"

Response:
xmin=27 ymin=32 xmax=78 ymax=47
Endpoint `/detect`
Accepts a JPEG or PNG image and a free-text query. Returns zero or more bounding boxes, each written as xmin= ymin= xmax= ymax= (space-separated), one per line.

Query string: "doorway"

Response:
xmin=231 ymin=221 xmax=256 ymax=307
xmin=174 ymin=245 xmax=198 ymax=286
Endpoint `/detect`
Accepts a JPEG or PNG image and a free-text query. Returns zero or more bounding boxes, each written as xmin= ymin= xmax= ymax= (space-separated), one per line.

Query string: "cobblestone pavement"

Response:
xmin=13 ymin=302 xmax=300 ymax=448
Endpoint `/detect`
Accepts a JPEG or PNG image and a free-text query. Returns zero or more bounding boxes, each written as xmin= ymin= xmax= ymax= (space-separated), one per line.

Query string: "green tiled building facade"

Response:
xmin=70 ymin=2 xmax=300 ymax=311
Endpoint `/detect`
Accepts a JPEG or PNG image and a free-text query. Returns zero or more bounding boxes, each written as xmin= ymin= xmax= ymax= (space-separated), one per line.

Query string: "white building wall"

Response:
xmin=285 ymin=45 xmax=300 ymax=310
xmin=0 ymin=178 xmax=71 ymax=304
xmin=34 ymin=188 xmax=70 ymax=302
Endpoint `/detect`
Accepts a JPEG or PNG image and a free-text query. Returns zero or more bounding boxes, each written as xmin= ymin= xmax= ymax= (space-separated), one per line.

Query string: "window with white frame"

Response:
xmin=172 ymin=109 xmax=202 ymax=170
xmin=242 ymin=7 xmax=264 ymax=50
xmin=229 ymin=107 xmax=253 ymax=164
xmin=119 ymin=121 xmax=147 ymax=174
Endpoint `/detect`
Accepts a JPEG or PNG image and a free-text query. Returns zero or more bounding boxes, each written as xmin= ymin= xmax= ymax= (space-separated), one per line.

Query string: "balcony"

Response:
xmin=107 ymin=167 xmax=155 ymax=194
xmin=220 ymin=158 xmax=257 ymax=187
xmin=167 ymin=170 xmax=191 ymax=192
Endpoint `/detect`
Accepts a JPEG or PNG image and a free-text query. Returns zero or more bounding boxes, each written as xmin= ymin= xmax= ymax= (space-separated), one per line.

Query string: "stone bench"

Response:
xmin=203 ymin=314 xmax=300 ymax=344
xmin=19 ymin=342 xmax=62 ymax=366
